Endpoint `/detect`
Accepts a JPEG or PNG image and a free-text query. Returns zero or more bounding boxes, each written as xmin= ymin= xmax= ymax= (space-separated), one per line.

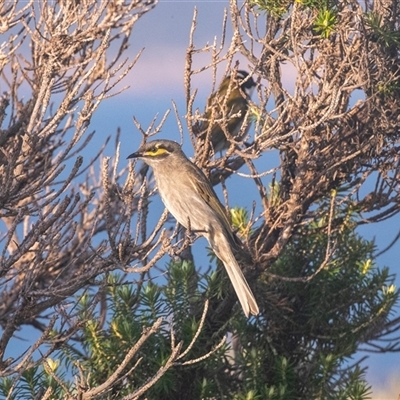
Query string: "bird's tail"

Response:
xmin=213 ymin=232 xmax=259 ymax=317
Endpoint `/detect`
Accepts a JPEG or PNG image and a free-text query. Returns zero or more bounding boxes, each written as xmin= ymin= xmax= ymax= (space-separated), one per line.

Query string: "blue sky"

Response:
xmin=100 ymin=1 xmax=400 ymax=397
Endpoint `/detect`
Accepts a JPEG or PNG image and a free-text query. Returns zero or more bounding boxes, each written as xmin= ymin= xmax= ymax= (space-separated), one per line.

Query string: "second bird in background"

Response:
xmin=196 ymin=70 xmax=256 ymax=153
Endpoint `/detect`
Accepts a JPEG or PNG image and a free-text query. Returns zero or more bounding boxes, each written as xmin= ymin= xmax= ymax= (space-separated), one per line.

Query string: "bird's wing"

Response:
xmin=188 ymin=164 xmax=237 ymax=244
xmin=226 ymin=93 xmax=248 ymax=116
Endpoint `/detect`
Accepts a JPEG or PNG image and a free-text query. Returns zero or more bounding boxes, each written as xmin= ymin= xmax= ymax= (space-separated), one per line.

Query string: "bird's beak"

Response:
xmin=127 ymin=151 xmax=141 ymax=159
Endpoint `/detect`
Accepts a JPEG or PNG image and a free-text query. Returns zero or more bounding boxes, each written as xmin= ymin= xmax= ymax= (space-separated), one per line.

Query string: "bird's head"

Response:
xmin=127 ymin=139 xmax=183 ymax=167
xmin=235 ymin=70 xmax=256 ymax=97
xmin=218 ymin=70 xmax=256 ymax=99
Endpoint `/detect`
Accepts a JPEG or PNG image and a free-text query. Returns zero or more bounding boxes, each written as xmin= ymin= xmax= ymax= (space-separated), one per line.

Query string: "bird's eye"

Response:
xmin=145 ymin=146 xmax=168 ymax=157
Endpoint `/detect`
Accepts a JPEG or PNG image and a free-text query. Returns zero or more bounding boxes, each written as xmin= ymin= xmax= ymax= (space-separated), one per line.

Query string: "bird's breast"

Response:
xmin=155 ymin=171 xmax=214 ymax=233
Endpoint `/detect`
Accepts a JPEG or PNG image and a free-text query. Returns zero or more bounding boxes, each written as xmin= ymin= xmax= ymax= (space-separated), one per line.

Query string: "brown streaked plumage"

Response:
xmin=127 ymin=139 xmax=259 ymax=317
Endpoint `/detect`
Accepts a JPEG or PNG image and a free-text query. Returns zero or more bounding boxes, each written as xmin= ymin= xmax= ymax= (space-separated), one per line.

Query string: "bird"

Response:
xmin=196 ymin=70 xmax=256 ymax=153
xmin=127 ymin=139 xmax=259 ymax=317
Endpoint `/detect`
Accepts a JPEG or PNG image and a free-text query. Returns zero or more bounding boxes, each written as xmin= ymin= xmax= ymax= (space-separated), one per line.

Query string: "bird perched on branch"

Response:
xmin=196 ymin=70 xmax=256 ymax=153
xmin=128 ymin=139 xmax=259 ymax=317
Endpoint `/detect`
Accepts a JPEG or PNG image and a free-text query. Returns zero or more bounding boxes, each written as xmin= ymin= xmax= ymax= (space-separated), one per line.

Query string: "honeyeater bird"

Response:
xmin=196 ymin=70 xmax=256 ymax=152
xmin=127 ymin=139 xmax=259 ymax=317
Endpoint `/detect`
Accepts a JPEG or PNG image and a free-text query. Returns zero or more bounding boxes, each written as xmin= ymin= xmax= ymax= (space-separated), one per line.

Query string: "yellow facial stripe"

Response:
xmin=144 ymin=148 xmax=168 ymax=157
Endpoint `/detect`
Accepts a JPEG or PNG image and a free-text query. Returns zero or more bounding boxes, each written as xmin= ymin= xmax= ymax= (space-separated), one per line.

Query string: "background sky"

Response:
xmin=5 ymin=0 xmax=399 ymax=397
xmin=107 ymin=1 xmax=400 ymax=398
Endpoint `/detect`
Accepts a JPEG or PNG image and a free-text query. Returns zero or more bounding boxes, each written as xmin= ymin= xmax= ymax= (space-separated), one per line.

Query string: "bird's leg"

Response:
xmin=185 ymin=217 xmax=208 ymax=238
xmin=185 ymin=217 xmax=196 ymax=243
xmin=173 ymin=225 xmax=194 ymax=261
